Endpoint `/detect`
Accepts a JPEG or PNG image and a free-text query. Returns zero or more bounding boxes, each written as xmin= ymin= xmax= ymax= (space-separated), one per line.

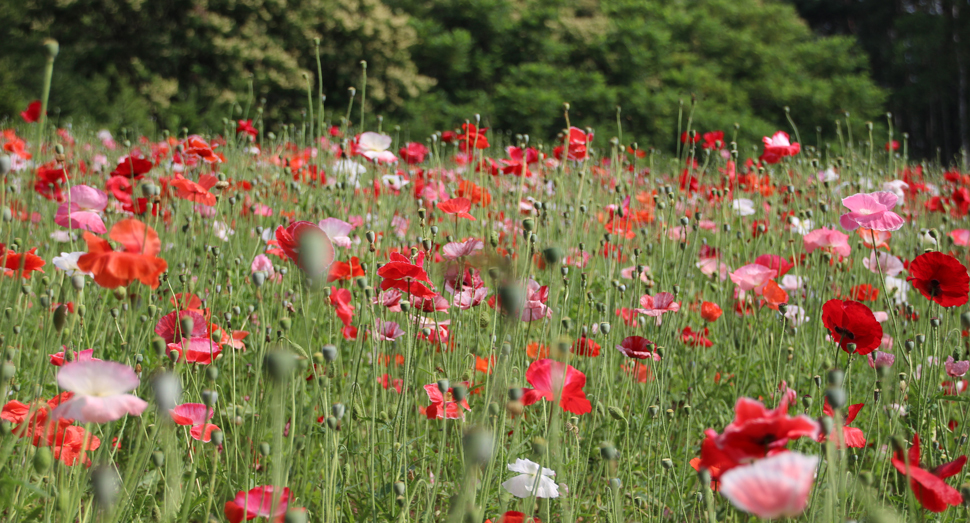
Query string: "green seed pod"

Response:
xmin=259 ymin=442 xmax=271 ymax=456
xmin=152 ymin=451 xmax=164 ymax=468
xmin=33 ymin=447 xmax=52 ymax=474
xmin=53 ymin=304 xmax=68 ymax=332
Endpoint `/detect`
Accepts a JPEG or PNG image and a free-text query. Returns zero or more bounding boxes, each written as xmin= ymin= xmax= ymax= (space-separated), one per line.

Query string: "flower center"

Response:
xmin=928 ymin=279 xmax=941 ymax=297
xmin=834 ymin=326 xmax=855 ymax=340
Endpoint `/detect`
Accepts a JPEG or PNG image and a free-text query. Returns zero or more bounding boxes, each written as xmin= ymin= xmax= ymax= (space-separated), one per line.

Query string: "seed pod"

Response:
xmin=53 ymin=304 xmax=68 ymax=332
xmin=33 ymin=447 xmax=52 ymax=474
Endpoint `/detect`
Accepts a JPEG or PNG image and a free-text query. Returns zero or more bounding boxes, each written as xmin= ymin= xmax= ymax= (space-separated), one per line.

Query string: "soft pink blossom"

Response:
xmin=839 ymin=192 xmax=905 ymax=232
xmin=863 ymin=252 xmax=904 ymax=277
xmin=719 ymin=452 xmax=819 ymax=519
xmin=52 ymin=360 xmax=148 ymax=423
xmin=442 ymin=239 xmax=483 ymax=260
xmin=373 ymin=319 xmax=406 ymax=342
xmin=803 ymin=228 xmax=851 ymax=257
xmin=729 ymin=264 xmax=775 ymax=293
xmin=946 ymin=356 xmax=970 ymax=378
xmin=54 ymin=185 xmax=108 ymax=233
xmin=318 ymin=218 xmax=354 ymax=248
xmin=635 ymin=292 xmax=680 ymax=326
xmin=867 ymin=350 xmax=896 ymax=370
xmin=950 ymin=229 xmax=970 ymax=247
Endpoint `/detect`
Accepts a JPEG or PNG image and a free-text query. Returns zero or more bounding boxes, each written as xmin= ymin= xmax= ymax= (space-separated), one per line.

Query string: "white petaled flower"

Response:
xmin=53 ymin=252 xmax=92 ymax=277
xmin=501 ymin=458 xmax=560 ymax=498
xmin=732 ymin=198 xmax=756 ymax=216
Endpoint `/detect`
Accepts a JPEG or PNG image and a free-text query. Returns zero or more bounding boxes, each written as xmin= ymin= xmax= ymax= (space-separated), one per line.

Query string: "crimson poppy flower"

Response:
xmin=167 ymin=338 xmax=222 ymax=365
xmin=457 ymin=123 xmax=489 ymax=151
xmin=21 ymin=101 xmax=43 ymax=123
xmin=274 ymin=221 xmax=336 ymax=276
xmin=892 ymin=434 xmax=967 ymax=512
xmin=816 ymin=398 xmax=866 ymax=448
xmin=712 ymin=397 xmax=820 ymax=465
xmin=759 ymin=131 xmax=800 ymax=164
xmin=399 ymin=142 xmax=428 ymax=164
xmin=554 ymin=127 xmax=592 ymax=161
xmin=681 ymin=326 xmax=713 ymax=347
xmin=821 ymin=299 xmax=883 ymax=355
xmin=35 ymin=163 xmax=68 ymax=201
xmin=489 ymin=511 xmax=542 ymax=523
xmin=377 ymin=252 xmax=436 ymax=298
xmin=907 ymin=251 xmax=970 ymax=307
xmin=522 ymin=358 xmax=592 ymax=415
xmin=702 ymin=130 xmax=725 ymax=150
xmin=423 ymin=382 xmax=471 ymax=419
xmin=329 ymin=287 xmax=355 ymax=327
xmin=236 ymin=120 xmax=258 ymax=138
xmin=109 ymin=156 xmax=153 ymax=178
xmin=327 ymin=256 xmax=365 ymax=282
xmin=681 ymin=131 xmax=700 ymax=144
xmin=224 ymin=486 xmax=291 ymax=523
xmin=437 ymin=197 xmax=476 ymax=221
xmin=615 ymin=336 xmax=660 ymax=360
xmin=51 ymin=425 xmax=101 ymax=466
xmin=155 ymin=310 xmax=208 ymax=343
xmin=754 ymin=254 xmax=793 ymax=277
xmin=76 ymin=219 xmax=168 ymax=289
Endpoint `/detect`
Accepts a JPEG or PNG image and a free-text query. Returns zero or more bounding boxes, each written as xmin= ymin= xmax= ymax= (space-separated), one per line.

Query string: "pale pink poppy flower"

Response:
xmin=155 ymin=310 xmax=208 ymax=344
xmin=780 ymin=275 xmax=806 ymax=292
xmin=697 ymin=257 xmax=730 ymax=281
xmin=867 ymin=350 xmax=895 ymax=370
xmin=732 ymin=198 xmax=756 ymax=216
xmin=783 ymin=305 xmax=809 ymax=326
xmin=946 ymin=356 xmax=970 ymax=378
xmin=391 ymin=215 xmax=410 ymax=239
xmin=349 ymin=215 xmax=365 ymax=228
xmin=373 ymin=318 xmax=406 ymax=342
xmin=442 ymin=239 xmax=483 ymax=260
xmin=719 ymin=452 xmax=819 ymax=519
xmin=410 ymin=293 xmax=450 ymax=312
xmin=620 ymin=266 xmax=652 ymax=284
xmin=872 ymin=311 xmax=890 ymax=323
xmin=635 ymin=292 xmax=680 ymax=326
xmin=356 ymin=132 xmax=397 ymax=164
xmin=54 ymin=185 xmax=108 ymax=233
xmin=52 ymin=360 xmax=148 ymax=423
xmin=375 ymin=288 xmax=403 ymax=312
xmin=839 ymin=192 xmax=905 ymax=232
xmin=564 ymin=248 xmax=590 ymax=268
xmin=803 ymin=228 xmax=851 ymax=257
xmin=224 ymin=486 xmax=291 ymax=523
xmin=252 ymin=203 xmax=273 ymax=217
xmin=729 ymin=264 xmax=775 ymax=293
xmin=318 ymin=218 xmax=354 ymax=248
xmin=878 ymin=333 xmax=893 ymax=351
xmin=882 ymin=179 xmax=909 ymax=199
xmin=698 ymin=219 xmax=717 ymax=231
xmin=194 ymin=204 xmax=217 ymax=218
xmin=445 ymin=269 xmax=489 ymax=310
xmin=863 ymin=251 xmax=904 ymax=277
xmin=950 ymin=229 xmax=970 ymax=247
xmin=522 ymin=280 xmax=553 ymax=322
xmin=251 ymin=254 xmax=275 ymax=276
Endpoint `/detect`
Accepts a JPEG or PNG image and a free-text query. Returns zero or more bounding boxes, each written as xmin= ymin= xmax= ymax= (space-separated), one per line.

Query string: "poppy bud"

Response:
xmin=648 ymin=405 xmax=659 ymax=418
xmin=43 ymin=38 xmax=59 ymax=59
xmin=531 ymin=437 xmax=547 ymax=456
xmin=542 ymin=247 xmax=562 ymax=266
xmin=916 ymin=334 xmax=926 ymax=345
xmin=151 ymin=451 xmax=164 ymax=468
xmin=506 ymin=400 xmax=524 ymax=416
xmin=599 ymin=322 xmax=611 ymax=335
xmin=437 ymin=379 xmax=450 ymax=395
xmin=873 ymin=389 xmax=881 ymax=402
xmin=280 ymin=317 xmax=292 ymax=331
xmin=463 ymin=428 xmax=494 ymax=466
xmin=326 ymin=416 xmax=338 ymax=430
xmin=179 ymin=316 xmax=195 ymax=337
xmin=827 ymin=369 xmax=844 ymax=387
xmin=265 ymin=350 xmax=296 ymax=382
xmin=285 ymin=509 xmax=308 ymax=523
xmin=600 ymin=443 xmax=617 ymax=461
xmin=321 ymin=344 xmax=337 ymax=362
xmin=392 ymin=481 xmax=406 ymax=496
xmin=69 ymin=274 xmax=85 ymax=291
xmin=801 ymin=395 xmax=813 ymax=409
xmin=332 ymin=403 xmax=346 ymax=420
xmin=33 ymin=447 xmax=52 ymax=474
xmin=661 ymin=458 xmax=673 ymax=470
xmin=825 ymin=387 xmax=846 ymax=410
xmin=904 ymin=340 xmax=915 ymax=353
xmin=930 ymin=317 xmax=940 ymax=328
xmin=92 ymin=465 xmax=121 ymax=509
xmin=608 ymin=406 xmax=627 ymax=423
xmin=53 ymin=304 xmax=68 ymax=332
xmin=259 ymin=442 xmax=271 ymax=456
xmin=1 ymin=363 xmax=15 ymax=380
xmin=202 ymin=389 xmax=217 ymax=407
xmin=452 ymin=385 xmax=467 ymax=402
xmin=399 ymin=301 xmax=410 ymax=313
xmin=820 ymin=416 xmax=834 ymax=436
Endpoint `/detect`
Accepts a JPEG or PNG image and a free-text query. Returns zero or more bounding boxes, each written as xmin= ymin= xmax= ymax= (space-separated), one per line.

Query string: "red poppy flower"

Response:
xmin=224 ymin=486 xmax=291 ymax=523
xmin=681 ymin=131 xmax=700 ymax=144
xmin=754 ymin=254 xmax=793 ymax=277
xmin=490 ymin=511 xmax=542 ymax=523
xmin=456 ymin=180 xmax=492 ymax=206
xmin=236 ymin=120 xmax=258 ymax=138
xmin=681 ymin=326 xmax=713 ymax=347
xmin=423 ymin=382 xmax=471 ymax=419
xmin=2 ymin=247 xmax=46 ymax=278
xmin=848 ymin=284 xmax=879 ymax=302
xmin=171 ymin=174 xmax=218 ymax=206
xmin=821 ymin=299 xmax=883 ymax=355
xmin=457 ymin=123 xmax=489 ymax=151
xmin=701 ymin=301 xmax=723 ymax=322
xmin=21 ymin=100 xmax=42 ymax=123
xmin=615 ymin=336 xmax=660 ymax=360
xmin=437 ymin=197 xmax=476 ymax=220
xmin=399 ymin=142 xmax=428 ymax=164
xmin=712 ymin=397 xmax=820 ymax=465
xmin=155 ymin=310 xmax=208 ymax=343
xmin=35 ymin=163 xmax=68 ymax=201
xmin=702 ymin=130 xmax=725 ymax=150
xmin=76 ymin=219 xmax=168 ymax=289
xmin=522 ymin=358 xmax=592 ymax=415
xmin=51 ymin=425 xmax=100 ymax=466
xmin=816 ymin=398 xmax=865 ymax=448
xmin=376 ymin=252 xmax=436 ymax=298
xmin=274 ymin=221 xmax=336 ymax=276
xmin=892 ymin=434 xmax=967 ymax=513
xmin=109 ymin=156 xmax=153 ymax=178
xmin=327 ymin=256 xmax=365 ymax=282
xmin=907 ymin=251 xmax=970 ymax=307
xmin=328 ymin=287 xmax=354 ymax=327
xmin=570 ymin=336 xmax=600 ymax=356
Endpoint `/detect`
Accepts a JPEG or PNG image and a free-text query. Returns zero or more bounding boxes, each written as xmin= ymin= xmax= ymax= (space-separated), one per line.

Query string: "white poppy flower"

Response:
xmin=53 ymin=252 xmax=92 ymax=277
xmin=501 ymin=458 xmax=560 ymax=498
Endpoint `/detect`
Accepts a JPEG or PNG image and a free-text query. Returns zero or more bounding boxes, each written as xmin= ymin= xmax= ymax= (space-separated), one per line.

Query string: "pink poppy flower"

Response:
xmin=318 ymin=218 xmax=354 ymax=248
xmin=521 ymin=280 xmax=552 ymax=322
xmin=759 ymin=131 xmax=801 ymax=164
xmin=863 ymin=252 xmax=904 ymax=277
xmin=719 ymin=452 xmax=818 ymax=519
xmin=839 ymin=192 xmax=905 ymax=232
xmin=615 ymin=336 xmax=660 ymax=361
xmin=224 ymin=486 xmax=291 ymax=523
xmin=949 ymin=229 xmax=970 ymax=247
xmin=52 ymin=360 xmax=148 ymax=424
xmin=620 ymin=265 xmax=652 ymax=284
xmin=250 ymin=254 xmax=276 ymax=277
xmin=169 ymin=403 xmax=212 ymax=426
xmin=155 ymin=310 xmax=208 ymax=343
xmin=635 ymin=292 xmax=680 ymax=325
xmin=729 ymin=264 xmax=775 ymax=293
xmin=355 ymin=132 xmax=397 ymax=164
xmin=373 ymin=319 xmax=406 ymax=342
xmin=423 ymin=382 xmax=471 ymax=420
xmin=442 ymin=239 xmax=483 ymax=260
xmin=521 ymin=359 xmax=592 ymax=415
xmin=946 ymin=356 xmax=970 ymax=378
xmin=49 ymin=348 xmax=99 ymax=367
xmin=866 ymin=350 xmax=895 ymax=370
xmin=54 ymin=185 xmax=108 ymax=234
xmin=410 ymin=293 xmax=450 ymax=312
xmin=803 ymin=228 xmax=851 ymax=257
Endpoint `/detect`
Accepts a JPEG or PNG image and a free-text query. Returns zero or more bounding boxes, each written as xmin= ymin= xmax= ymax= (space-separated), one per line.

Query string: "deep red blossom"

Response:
xmin=110 ymin=157 xmax=153 ymax=178
xmin=615 ymin=336 xmax=660 ymax=360
xmin=821 ymin=299 xmax=883 ymax=355
xmin=892 ymin=434 xmax=966 ymax=512
xmin=274 ymin=221 xmax=336 ymax=276
xmin=522 ymin=359 xmax=592 ymax=415
xmin=681 ymin=326 xmax=713 ymax=347
xmin=907 ymin=251 xmax=970 ymax=307
xmin=571 ymin=336 xmax=601 ymax=357
xmin=21 ymin=101 xmax=43 ymax=123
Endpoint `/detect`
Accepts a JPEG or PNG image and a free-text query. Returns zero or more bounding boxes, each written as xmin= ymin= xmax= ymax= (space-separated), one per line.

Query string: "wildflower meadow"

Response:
xmin=5 ymin=43 xmax=970 ymax=523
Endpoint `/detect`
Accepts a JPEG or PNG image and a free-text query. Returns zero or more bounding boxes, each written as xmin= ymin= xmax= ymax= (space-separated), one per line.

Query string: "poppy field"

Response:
xmin=4 ymin=93 xmax=970 ymax=523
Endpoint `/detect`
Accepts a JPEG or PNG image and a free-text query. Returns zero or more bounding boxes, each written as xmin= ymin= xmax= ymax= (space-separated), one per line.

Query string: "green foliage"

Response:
xmin=1 ymin=0 xmax=885 ymax=148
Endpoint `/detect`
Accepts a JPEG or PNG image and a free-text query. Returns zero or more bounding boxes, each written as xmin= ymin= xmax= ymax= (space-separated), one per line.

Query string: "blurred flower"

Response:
xmin=501 ymin=458 xmax=559 ymax=498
